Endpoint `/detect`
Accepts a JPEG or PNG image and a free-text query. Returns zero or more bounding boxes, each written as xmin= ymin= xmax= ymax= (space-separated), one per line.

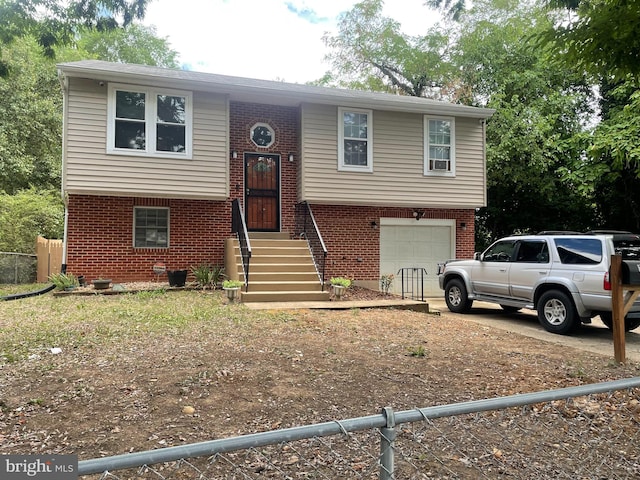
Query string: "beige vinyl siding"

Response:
xmin=64 ymin=77 xmax=229 ymax=200
xmin=300 ymin=104 xmax=486 ymax=208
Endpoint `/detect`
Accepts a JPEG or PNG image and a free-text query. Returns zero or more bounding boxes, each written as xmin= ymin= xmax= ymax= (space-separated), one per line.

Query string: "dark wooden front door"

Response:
xmin=245 ymin=153 xmax=280 ymax=231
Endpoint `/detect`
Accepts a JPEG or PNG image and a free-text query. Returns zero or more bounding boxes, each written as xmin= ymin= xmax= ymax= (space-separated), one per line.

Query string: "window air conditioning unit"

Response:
xmin=433 ymin=160 xmax=449 ymax=171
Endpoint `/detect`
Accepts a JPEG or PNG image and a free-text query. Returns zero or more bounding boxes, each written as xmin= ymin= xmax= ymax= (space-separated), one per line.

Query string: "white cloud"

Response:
xmin=144 ymin=0 xmax=438 ymax=83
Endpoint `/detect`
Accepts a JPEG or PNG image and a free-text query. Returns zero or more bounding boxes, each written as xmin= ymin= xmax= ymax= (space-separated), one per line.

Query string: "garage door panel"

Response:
xmin=380 ymin=221 xmax=454 ymax=297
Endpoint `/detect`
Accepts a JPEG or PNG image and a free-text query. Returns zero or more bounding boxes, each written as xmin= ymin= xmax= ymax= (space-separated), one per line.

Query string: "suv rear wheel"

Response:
xmin=537 ymin=290 xmax=579 ymax=334
xmin=445 ymin=279 xmax=473 ymax=313
xmin=599 ymin=312 xmax=640 ymax=332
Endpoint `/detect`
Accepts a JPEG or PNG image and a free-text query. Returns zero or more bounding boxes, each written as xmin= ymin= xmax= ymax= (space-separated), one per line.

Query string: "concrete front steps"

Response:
xmin=231 ymin=232 xmax=330 ymax=303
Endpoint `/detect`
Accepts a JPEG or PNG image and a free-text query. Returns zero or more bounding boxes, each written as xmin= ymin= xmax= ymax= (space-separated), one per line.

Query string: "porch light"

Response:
xmin=413 ymin=210 xmax=424 ymax=221
xmin=288 ymin=153 xmax=294 ymax=162
xmin=370 ymin=221 xmax=378 ymax=230
xmin=231 ymin=150 xmax=238 ymax=160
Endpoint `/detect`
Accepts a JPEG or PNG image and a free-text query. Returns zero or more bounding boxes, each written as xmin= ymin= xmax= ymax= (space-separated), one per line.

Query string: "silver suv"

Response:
xmin=437 ymin=232 xmax=640 ymax=334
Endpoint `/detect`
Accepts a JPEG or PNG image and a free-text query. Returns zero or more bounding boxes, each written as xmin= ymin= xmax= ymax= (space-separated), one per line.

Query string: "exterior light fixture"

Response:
xmin=413 ymin=210 xmax=425 ymax=220
xmin=288 ymin=153 xmax=294 ymax=162
xmin=370 ymin=221 xmax=378 ymax=230
xmin=231 ymin=150 xmax=238 ymax=160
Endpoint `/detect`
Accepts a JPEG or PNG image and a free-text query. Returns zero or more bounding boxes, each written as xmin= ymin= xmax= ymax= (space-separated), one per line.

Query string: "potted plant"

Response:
xmin=167 ymin=269 xmax=188 ymax=287
xmin=330 ymin=277 xmax=351 ymax=300
xmin=222 ymin=279 xmax=243 ymax=302
xmin=91 ymin=278 xmax=112 ymax=290
xmin=49 ymin=273 xmax=79 ymax=291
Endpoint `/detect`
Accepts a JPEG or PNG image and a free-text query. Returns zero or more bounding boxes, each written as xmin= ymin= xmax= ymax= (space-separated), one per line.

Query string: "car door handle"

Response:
xmin=499 ymin=268 xmax=507 ymax=272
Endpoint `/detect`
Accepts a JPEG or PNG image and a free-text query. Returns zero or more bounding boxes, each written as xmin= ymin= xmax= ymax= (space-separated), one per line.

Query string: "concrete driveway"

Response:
xmin=427 ymin=298 xmax=640 ymax=363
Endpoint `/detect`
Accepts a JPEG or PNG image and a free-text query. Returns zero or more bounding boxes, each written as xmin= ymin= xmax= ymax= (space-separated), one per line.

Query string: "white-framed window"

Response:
xmin=107 ymin=83 xmax=193 ymax=159
xmin=424 ymin=116 xmax=455 ymax=176
xmin=134 ymin=207 xmax=169 ymax=248
xmin=338 ymin=107 xmax=373 ymax=173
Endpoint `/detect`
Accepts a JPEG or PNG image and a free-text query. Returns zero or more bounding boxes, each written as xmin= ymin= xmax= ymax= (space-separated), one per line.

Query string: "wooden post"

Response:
xmin=611 ymin=255 xmax=626 ymax=363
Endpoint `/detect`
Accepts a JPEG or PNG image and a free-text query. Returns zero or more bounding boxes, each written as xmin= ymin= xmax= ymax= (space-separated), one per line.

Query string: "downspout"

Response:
xmin=58 ymin=69 xmax=69 ymax=274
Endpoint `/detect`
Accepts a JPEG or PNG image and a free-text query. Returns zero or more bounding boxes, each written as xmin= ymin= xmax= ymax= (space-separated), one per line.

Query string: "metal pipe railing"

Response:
xmin=295 ymin=201 xmax=327 ymax=289
xmin=231 ymin=199 xmax=251 ymax=291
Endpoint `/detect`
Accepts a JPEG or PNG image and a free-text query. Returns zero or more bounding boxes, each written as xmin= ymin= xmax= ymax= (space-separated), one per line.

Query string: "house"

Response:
xmin=57 ymin=60 xmax=494 ymax=301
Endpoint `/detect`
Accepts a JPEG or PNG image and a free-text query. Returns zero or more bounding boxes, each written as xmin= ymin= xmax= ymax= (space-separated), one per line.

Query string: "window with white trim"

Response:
xmin=424 ymin=116 xmax=455 ymax=176
xmin=338 ymin=107 xmax=373 ymax=172
xmin=134 ymin=207 xmax=169 ymax=248
xmin=108 ymin=84 xmax=192 ymax=158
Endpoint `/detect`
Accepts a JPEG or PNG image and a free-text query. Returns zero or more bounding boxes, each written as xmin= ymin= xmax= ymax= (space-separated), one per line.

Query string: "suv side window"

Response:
xmin=515 ymin=240 xmax=549 ymax=263
xmin=554 ymin=238 xmax=602 ymax=264
xmin=482 ymin=240 xmax=516 ymax=262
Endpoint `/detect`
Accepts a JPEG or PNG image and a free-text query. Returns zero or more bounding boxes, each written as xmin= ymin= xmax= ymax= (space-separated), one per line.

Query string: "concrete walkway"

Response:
xmin=242 ymin=297 xmax=433 ymax=312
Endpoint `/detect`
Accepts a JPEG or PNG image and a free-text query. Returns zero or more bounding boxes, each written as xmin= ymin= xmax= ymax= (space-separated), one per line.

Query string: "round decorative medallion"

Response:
xmin=250 ymin=123 xmax=275 ymax=148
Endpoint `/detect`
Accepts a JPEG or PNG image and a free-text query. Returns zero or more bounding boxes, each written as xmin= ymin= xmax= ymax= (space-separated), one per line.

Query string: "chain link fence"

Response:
xmin=0 ymin=252 xmax=37 ymax=284
xmin=79 ymin=377 xmax=640 ymax=479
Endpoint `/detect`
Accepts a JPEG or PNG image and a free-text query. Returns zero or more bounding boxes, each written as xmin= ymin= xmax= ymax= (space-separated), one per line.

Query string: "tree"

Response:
xmin=77 ymin=23 xmax=178 ymax=68
xmin=455 ymin=1 xmax=595 ymax=242
xmin=322 ymin=0 xmax=455 ymax=98
xmin=0 ymin=37 xmax=62 ymax=194
xmin=540 ymin=0 xmax=640 ymax=230
xmin=543 ymin=0 xmax=640 ymax=83
xmin=0 ymin=0 xmax=150 ymax=62
xmin=0 ymin=189 xmax=64 ymax=253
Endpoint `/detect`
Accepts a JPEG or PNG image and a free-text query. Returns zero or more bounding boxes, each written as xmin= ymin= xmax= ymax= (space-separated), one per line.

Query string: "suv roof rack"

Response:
xmin=585 ymin=230 xmax=633 ymax=235
xmin=536 ymin=231 xmax=582 ymax=235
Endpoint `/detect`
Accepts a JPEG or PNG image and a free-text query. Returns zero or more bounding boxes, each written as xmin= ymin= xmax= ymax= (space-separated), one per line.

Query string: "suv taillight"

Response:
xmin=604 ymin=271 xmax=611 ymax=291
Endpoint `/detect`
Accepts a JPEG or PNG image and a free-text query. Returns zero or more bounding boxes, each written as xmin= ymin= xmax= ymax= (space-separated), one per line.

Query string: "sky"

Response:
xmin=143 ymin=0 xmax=439 ymax=83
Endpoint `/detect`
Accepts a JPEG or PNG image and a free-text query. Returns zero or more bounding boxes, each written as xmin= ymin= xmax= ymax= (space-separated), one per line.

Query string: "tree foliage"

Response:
xmin=543 ymin=0 xmax=640 ymax=83
xmin=456 ymin=1 xmax=595 ymax=242
xmin=0 ymin=0 xmax=150 ymax=60
xmin=77 ymin=23 xmax=178 ymax=67
xmin=0 ymin=189 xmax=64 ymax=253
xmin=0 ymin=37 xmax=62 ymax=194
xmin=322 ymin=0 xmax=455 ymax=98
xmin=540 ymin=0 xmax=640 ymax=231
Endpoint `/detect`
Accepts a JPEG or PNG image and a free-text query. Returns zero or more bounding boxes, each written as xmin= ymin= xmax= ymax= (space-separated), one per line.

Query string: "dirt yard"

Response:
xmin=1 ymin=286 xmax=639 ymax=462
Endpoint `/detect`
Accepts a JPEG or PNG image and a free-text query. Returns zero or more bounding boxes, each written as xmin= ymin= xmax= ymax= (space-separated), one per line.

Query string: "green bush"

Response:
xmin=0 ymin=189 xmax=64 ymax=254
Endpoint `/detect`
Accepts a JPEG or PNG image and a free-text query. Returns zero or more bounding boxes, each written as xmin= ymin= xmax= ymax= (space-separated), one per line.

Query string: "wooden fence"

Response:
xmin=36 ymin=236 xmax=63 ymax=282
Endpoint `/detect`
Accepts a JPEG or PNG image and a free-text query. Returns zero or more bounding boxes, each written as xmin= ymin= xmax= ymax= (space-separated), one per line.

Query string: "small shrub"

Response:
xmin=330 ymin=277 xmax=352 ymax=288
xmin=222 ymin=279 xmax=243 ymax=289
xmin=380 ymin=274 xmax=394 ymax=294
xmin=191 ymin=264 xmax=225 ymax=289
xmin=48 ymin=272 xmax=78 ymax=290
xmin=408 ymin=345 xmax=427 ymax=357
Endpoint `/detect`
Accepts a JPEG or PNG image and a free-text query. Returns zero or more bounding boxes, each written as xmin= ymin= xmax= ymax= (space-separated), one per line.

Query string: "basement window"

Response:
xmin=134 ymin=207 xmax=169 ymax=248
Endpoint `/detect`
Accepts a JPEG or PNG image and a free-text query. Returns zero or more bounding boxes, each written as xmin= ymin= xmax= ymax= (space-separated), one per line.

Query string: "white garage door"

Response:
xmin=380 ymin=218 xmax=455 ymax=297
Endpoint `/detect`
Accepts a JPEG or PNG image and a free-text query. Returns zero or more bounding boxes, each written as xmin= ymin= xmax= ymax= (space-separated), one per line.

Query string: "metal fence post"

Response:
xmin=379 ymin=406 xmax=396 ymax=480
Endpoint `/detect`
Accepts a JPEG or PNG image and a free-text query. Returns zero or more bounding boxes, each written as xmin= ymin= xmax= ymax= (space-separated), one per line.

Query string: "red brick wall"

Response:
xmin=66 ymin=196 xmax=475 ymax=283
xmin=229 ymin=102 xmax=299 ymax=233
xmin=310 ymin=205 xmax=476 ymax=281
xmin=65 ymin=195 xmax=229 ymax=282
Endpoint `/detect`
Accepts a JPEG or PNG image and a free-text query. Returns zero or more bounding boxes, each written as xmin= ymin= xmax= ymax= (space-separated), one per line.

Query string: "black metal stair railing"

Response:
xmin=231 ymin=199 xmax=252 ymax=292
xmin=295 ymin=201 xmax=327 ymax=290
xmin=397 ymin=267 xmax=428 ymax=301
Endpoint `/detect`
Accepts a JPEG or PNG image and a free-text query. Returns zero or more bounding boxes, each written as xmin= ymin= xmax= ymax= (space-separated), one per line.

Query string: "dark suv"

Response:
xmin=437 ymin=232 xmax=640 ymax=334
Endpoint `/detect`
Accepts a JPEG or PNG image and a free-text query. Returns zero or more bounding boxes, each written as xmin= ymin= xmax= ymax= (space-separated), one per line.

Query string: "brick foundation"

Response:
xmin=65 ymin=196 xmax=474 ymax=283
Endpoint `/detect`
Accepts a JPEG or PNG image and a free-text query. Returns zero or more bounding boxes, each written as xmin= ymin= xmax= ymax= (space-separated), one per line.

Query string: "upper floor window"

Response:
xmin=338 ymin=107 xmax=373 ymax=173
xmin=424 ymin=116 xmax=455 ymax=176
xmin=134 ymin=207 xmax=169 ymax=248
xmin=108 ymin=84 xmax=192 ymax=159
